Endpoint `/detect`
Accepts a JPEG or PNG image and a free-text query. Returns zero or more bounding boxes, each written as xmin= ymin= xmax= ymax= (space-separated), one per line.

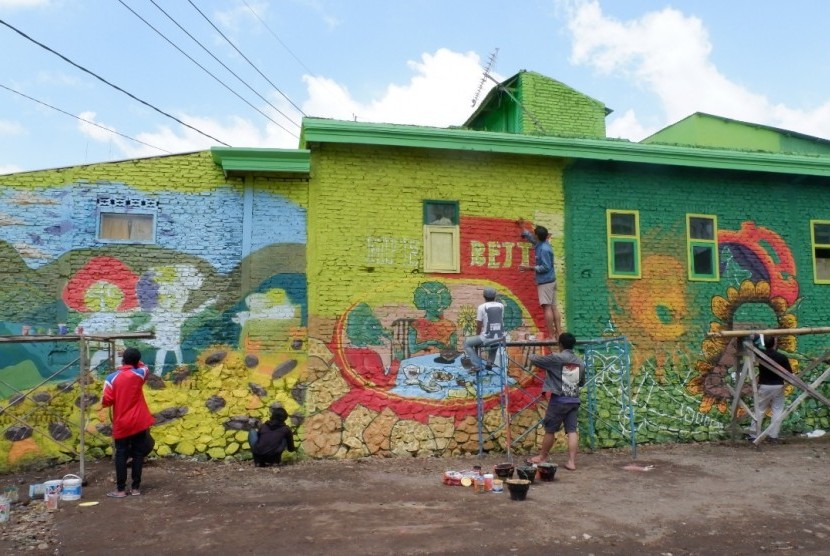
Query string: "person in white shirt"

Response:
xmin=463 ymin=287 xmax=505 ymax=372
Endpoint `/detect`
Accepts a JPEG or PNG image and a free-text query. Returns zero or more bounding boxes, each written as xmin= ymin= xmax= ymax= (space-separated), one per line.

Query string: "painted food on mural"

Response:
xmin=327 ymin=280 xmax=542 ymax=424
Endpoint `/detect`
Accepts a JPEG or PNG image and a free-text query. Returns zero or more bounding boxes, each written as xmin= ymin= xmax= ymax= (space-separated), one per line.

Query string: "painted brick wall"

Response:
xmin=0 ymin=152 xmax=310 ymax=469
xmin=520 ymin=72 xmax=606 ymax=138
xmin=565 ymin=161 xmax=830 ymax=444
xmin=302 ymin=143 xmax=570 ymax=458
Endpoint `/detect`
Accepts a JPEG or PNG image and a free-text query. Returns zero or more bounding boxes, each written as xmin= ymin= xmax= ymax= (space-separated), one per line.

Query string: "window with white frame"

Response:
xmin=97 ymin=197 xmax=158 ymax=244
xmin=423 ymin=200 xmax=459 ymax=273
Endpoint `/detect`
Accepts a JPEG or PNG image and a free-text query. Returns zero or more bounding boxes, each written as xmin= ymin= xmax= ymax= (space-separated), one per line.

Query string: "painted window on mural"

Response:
xmin=812 ymin=220 xmax=830 ymax=284
xmin=686 ymin=214 xmax=719 ymax=281
xmin=423 ymin=200 xmax=460 ymax=272
xmin=97 ymin=197 xmax=157 ymax=244
xmin=606 ymin=209 xmax=640 ymax=279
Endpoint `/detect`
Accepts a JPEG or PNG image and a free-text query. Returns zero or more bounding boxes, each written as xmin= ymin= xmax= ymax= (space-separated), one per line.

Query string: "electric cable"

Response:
xmin=0 ymin=82 xmax=171 ymax=154
xmin=187 ymin=0 xmax=307 ymax=117
xmin=0 ymin=17 xmax=231 ymax=146
xmin=118 ymin=0 xmax=298 ymax=137
xmin=241 ymin=0 xmax=315 ymax=76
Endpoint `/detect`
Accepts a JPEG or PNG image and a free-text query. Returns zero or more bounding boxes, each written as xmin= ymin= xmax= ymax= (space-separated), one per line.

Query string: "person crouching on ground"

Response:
xmin=102 ymin=347 xmax=155 ymax=498
xmin=528 ymin=332 xmax=585 ymax=471
xmin=251 ymin=406 xmax=296 ymax=467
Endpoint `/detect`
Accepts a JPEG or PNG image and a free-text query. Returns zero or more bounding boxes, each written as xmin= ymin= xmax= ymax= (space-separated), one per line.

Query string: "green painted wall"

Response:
xmin=565 ymin=160 xmax=830 ymax=443
xmin=518 ymin=72 xmax=607 ymax=138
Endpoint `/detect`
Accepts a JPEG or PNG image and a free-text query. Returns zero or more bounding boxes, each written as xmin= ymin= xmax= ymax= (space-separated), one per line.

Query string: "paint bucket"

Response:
xmin=61 ymin=474 xmax=82 ymax=501
xmin=29 ymin=483 xmax=45 ymax=499
xmin=42 ymin=480 xmax=62 ymax=501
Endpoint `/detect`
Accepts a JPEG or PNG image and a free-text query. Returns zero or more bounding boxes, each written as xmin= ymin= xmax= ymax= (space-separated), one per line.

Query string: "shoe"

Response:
xmin=743 ymin=434 xmax=757 ymax=442
xmin=484 ymin=364 xmax=493 ymax=371
xmin=130 ymin=489 xmax=141 ymax=496
xmin=106 ymin=491 xmax=127 ymax=498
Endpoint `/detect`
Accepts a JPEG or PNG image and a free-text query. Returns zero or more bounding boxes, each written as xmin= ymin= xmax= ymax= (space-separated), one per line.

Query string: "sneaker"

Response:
xmin=106 ymin=491 xmax=127 ymax=498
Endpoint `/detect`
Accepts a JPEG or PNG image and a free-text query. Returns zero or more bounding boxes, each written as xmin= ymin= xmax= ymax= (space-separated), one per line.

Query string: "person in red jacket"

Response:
xmin=102 ymin=347 xmax=155 ymax=498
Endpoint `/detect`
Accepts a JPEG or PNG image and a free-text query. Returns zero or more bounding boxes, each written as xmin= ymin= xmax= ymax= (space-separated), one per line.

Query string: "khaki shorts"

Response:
xmin=537 ymin=281 xmax=557 ymax=306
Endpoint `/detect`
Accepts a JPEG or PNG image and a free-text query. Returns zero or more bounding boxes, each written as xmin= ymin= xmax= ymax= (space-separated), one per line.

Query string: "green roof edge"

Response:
xmin=210 ymin=147 xmax=310 ymax=176
xmin=301 ymin=118 xmax=830 ymax=177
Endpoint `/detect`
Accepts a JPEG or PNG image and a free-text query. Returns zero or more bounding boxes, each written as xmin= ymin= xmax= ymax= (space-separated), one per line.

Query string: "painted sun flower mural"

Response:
xmin=687 ymin=280 xmax=798 ymax=413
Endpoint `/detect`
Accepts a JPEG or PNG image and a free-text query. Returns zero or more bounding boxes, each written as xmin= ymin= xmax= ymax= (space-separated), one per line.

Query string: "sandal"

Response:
xmin=106 ymin=491 xmax=127 ymax=498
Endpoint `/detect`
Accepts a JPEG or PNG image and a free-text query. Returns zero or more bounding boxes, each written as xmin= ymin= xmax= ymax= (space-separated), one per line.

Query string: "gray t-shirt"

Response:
xmin=530 ymin=349 xmax=585 ymax=402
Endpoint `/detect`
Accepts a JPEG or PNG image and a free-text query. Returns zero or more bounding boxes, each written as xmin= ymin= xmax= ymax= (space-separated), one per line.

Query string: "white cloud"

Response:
xmin=560 ymin=0 xmax=830 ymax=141
xmin=76 ymin=108 xmax=299 ymax=161
xmin=0 ymin=163 xmax=23 ymax=175
xmin=302 ymin=48 xmax=494 ymax=127
xmin=605 ymin=109 xmax=656 ymax=141
xmin=76 ymin=48 xmax=492 ymax=162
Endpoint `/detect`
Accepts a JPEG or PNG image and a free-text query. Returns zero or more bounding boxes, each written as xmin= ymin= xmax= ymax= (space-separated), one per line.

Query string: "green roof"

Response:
xmin=644 ymin=112 xmax=830 ymax=156
xmin=210 ymin=147 xmax=310 ymax=177
xmin=301 ymin=117 xmax=830 ymax=177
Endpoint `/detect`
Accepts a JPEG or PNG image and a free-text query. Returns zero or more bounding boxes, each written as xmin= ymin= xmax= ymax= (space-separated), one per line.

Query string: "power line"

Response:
xmin=241 ymin=0 xmax=315 ymax=76
xmin=0 ymin=82 xmax=172 ymax=154
xmin=118 ymin=0 xmax=298 ymax=137
xmin=187 ymin=0 xmax=307 ymax=117
xmin=0 ymin=17 xmax=231 ymax=147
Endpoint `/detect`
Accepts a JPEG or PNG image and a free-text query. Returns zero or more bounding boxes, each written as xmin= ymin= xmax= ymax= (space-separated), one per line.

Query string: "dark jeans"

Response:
xmin=114 ymin=429 xmax=149 ymax=491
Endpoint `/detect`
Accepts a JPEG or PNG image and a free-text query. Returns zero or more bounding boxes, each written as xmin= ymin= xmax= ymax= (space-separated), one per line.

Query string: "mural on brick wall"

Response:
xmin=0 ymin=178 xmax=308 ymax=470
xmin=598 ymin=220 xmax=829 ymax=445
xmin=302 ymin=217 xmax=562 ymax=458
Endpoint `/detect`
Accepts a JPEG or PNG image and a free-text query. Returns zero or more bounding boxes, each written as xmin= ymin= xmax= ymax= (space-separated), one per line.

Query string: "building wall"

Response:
xmin=520 ymin=72 xmax=607 ymax=138
xmin=302 ymin=143 xmax=569 ymax=458
xmin=565 ymin=161 xmax=830 ymax=445
xmin=0 ymin=152 xmax=309 ymax=469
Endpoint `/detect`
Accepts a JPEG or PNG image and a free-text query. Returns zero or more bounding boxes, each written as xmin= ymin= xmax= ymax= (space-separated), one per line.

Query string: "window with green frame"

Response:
xmin=811 ymin=220 xmax=830 ymax=284
xmin=606 ymin=210 xmax=640 ymax=279
xmin=686 ymin=214 xmax=719 ymax=281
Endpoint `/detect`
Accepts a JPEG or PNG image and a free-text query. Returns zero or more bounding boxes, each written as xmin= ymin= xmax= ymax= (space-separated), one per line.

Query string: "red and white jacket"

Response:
xmin=102 ymin=363 xmax=155 ymax=440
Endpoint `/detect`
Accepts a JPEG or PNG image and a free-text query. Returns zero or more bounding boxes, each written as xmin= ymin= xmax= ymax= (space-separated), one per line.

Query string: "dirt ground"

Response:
xmin=1 ymin=436 xmax=829 ymax=555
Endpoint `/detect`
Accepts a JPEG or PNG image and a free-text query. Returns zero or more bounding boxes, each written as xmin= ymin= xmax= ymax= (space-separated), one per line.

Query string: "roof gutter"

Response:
xmin=301 ymin=118 xmax=830 ymax=178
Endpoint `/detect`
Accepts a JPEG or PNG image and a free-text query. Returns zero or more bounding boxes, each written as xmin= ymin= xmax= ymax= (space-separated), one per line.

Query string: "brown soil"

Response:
xmin=2 ymin=436 xmax=829 ymax=555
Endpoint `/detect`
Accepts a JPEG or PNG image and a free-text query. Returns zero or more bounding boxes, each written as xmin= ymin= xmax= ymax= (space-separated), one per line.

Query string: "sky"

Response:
xmin=1 ymin=0 xmax=830 ymax=175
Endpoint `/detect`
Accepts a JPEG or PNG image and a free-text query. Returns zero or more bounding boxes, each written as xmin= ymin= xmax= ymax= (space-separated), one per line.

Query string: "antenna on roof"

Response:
xmin=471 ymin=48 xmax=499 ymax=107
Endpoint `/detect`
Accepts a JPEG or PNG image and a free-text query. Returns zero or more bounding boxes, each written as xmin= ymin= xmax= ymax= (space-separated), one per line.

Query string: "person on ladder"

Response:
xmin=463 ymin=287 xmax=504 ymax=373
